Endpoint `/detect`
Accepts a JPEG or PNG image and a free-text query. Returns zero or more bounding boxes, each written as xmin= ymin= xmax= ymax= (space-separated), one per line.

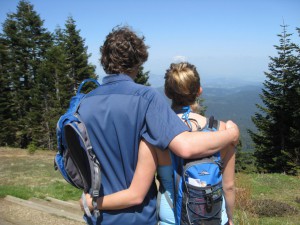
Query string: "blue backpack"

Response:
xmin=159 ymin=107 xmax=224 ymax=225
xmin=55 ymin=78 xmax=101 ymax=217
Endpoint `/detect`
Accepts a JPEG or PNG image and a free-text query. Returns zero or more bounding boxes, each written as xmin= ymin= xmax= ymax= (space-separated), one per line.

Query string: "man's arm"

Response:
xmin=80 ymin=139 xmax=157 ymax=211
xmin=169 ymin=120 xmax=239 ymax=159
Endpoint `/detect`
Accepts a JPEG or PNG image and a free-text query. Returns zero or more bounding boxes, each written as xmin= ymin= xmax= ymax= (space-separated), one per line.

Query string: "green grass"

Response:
xmin=0 ymin=147 xmax=81 ymax=200
xmin=0 ymin=185 xmax=34 ymax=199
xmin=1 ymin=147 xmax=300 ymax=224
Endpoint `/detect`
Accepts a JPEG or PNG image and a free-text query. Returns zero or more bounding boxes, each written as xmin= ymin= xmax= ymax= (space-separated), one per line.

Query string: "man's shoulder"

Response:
xmin=83 ymin=79 xmax=166 ymax=108
xmin=133 ymin=84 xmax=160 ymax=99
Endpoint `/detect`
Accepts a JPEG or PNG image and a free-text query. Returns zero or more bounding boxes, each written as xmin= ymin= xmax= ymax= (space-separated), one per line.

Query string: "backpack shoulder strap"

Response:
xmin=156 ymin=173 xmax=174 ymax=221
xmin=156 ymin=179 xmax=174 ymax=221
xmin=77 ymin=114 xmax=101 ymax=217
xmin=77 ymin=78 xmax=100 ymax=95
xmin=75 ymin=78 xmax=100 ymax=113
xmin=208 ymin=116 xmax=220 ymax=130
xmin=160 ymin=181 xmax=174 ymax=209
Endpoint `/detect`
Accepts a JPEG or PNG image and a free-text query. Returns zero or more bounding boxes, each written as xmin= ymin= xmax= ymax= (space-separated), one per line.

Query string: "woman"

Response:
xmin=81 ymin=62 xmax=236 ymax=225
xmin=158 ymin=62 xmax=235 ymax=225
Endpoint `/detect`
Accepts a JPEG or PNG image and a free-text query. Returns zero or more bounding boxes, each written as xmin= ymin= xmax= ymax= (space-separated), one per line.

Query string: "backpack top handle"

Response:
xmin=77 ymin=78 xmax=100 ymax=95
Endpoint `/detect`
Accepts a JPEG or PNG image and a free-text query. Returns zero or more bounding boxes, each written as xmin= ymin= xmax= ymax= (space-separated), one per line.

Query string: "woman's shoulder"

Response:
xmin=189 ymin=113 xmax=207 ymax=130
xmin=189 ymin=113 xmax=226 ymax=131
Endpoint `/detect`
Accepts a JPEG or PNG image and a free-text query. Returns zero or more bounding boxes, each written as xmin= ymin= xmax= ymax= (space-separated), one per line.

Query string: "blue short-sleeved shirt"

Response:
xmin=78 ymin=74 xmax=188 ymax=225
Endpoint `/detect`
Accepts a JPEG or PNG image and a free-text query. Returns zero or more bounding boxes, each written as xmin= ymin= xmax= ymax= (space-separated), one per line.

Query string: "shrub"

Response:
xmin=27 ymin=142 xmax=37 ymax=154
xmin=251 ymin=199 xmax=299 ymax=217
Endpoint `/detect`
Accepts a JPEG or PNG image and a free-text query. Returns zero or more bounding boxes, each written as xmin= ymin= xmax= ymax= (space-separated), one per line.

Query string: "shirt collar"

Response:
xmin=102 ymin=74 xmax=134 ymax=84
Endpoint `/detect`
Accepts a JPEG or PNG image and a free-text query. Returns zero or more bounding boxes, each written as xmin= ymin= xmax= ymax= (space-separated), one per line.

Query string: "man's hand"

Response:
xmin=225 ymin=120 xmax=239 ymax=147
xmin=79 ymin=193 xmax=94 ymax=212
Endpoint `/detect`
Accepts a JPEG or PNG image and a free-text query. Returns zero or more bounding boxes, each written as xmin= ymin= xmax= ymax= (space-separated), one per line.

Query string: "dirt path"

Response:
xmin=0 ymin=198 xmax=85 ymax=225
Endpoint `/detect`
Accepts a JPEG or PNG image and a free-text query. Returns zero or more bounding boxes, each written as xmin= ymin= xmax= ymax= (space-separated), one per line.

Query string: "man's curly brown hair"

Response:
xmin=100 ymin=26 xmax=149 ymax=75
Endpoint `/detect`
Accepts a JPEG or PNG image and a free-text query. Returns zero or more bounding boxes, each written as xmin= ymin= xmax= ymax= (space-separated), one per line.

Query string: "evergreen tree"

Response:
xmin=0 ymin=3 xmax=98 ymax=149
xmin=235 ymin=141 xmax=256 ymax=173
xmin=40 ymin=18 xmax=98 ymax=149
xmin=62 ymin=17 xmax=97 ymax=97
xmin=1 ymin=0 xmax=52 ymax=148
xmin=0 ymin=36 xmax=15 ymax=146
xmin=249 ymin=24 xmax=300 ymax=175
xmin=35 ymin=28 xmax=69 ymax=149
xmin=287 ymin=27 xmax=300 ymax=172
xmin=134 ymin=66 xmax=151 ymax=86
xmin=51 ymin=27 xmax=72 ymax=112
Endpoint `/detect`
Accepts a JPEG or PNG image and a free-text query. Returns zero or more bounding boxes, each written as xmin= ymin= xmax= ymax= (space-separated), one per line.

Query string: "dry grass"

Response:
xmin=234 ymin=173 xmax=259 ymax=225
xmin=0 ymin=147 xmax=59 ymax=186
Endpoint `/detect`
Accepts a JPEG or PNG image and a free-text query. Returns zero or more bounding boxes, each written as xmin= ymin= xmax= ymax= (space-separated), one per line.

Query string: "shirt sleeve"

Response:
xmin=141 ymin=90 xmax=188 ymax=150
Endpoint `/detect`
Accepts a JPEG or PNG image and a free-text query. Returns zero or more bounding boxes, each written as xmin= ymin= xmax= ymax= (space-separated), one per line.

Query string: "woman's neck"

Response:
xmin=171 ymin=104 xmax=185 ymax=112
xmin=171 ymin=102 xmax=198 ymax=112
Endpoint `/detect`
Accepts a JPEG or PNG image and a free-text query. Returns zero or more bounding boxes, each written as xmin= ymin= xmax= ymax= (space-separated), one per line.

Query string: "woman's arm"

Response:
xmin=80 ymin=139 xmax=158 ymax=211
xmin=219 ymin=121 xmax=236 ymax=225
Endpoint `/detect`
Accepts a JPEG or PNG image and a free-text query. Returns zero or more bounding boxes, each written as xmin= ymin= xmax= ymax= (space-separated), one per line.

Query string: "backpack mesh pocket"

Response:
xmin=182 ymin=182 xmax=223 ymax=225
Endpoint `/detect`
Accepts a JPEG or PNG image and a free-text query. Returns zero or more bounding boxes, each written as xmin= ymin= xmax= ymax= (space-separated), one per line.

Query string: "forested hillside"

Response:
xmin=203 ymin=84 xmax=263 ymax=151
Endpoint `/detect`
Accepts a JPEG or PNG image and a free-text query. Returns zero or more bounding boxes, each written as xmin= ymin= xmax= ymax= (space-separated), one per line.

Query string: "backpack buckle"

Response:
xmin=87 ymin=147 xmax=97 ymax=160
xmin=92 ymin=190 xmax=99 ymax=198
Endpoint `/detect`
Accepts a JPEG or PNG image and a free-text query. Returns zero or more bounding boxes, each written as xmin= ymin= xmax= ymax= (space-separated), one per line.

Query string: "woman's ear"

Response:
xmin=197 ymin=87 xmax=203 ymax=97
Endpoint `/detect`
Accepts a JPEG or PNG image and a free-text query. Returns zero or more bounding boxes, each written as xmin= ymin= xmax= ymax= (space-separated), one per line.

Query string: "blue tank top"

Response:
xmin=157 ymin=165 xmax=175 ymax=225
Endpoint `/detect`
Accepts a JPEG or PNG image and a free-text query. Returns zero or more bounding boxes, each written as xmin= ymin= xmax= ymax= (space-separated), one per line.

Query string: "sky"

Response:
xmin=0 ymin=0 xmax=299 ymax=87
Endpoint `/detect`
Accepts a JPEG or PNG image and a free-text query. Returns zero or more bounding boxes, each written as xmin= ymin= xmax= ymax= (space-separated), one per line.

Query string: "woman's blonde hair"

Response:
xmin=164 ymin=62 xmax=200 ymax=107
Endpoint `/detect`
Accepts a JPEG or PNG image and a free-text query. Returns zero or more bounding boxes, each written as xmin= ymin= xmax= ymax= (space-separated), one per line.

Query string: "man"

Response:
xmin=78 ymin=25 xmax=239 ymax=225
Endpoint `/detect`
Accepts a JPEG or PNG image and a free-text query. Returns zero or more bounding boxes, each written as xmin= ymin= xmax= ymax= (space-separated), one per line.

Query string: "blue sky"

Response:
xmin=1 ymin=0 xmax=299 ymax=87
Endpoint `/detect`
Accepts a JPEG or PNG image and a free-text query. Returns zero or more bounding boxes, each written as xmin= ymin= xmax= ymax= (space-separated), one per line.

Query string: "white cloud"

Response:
xmin=172 ymin=55 xmax=187 ymax=63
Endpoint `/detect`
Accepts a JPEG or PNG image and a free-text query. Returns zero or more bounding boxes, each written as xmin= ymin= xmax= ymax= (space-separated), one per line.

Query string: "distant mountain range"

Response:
xmin=156 ymin=79 xmax=264 ymax=151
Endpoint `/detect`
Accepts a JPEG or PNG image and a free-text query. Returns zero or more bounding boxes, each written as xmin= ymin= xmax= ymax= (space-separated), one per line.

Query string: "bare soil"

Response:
xmin=0 ymin=198 xmax=85 ymax=225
